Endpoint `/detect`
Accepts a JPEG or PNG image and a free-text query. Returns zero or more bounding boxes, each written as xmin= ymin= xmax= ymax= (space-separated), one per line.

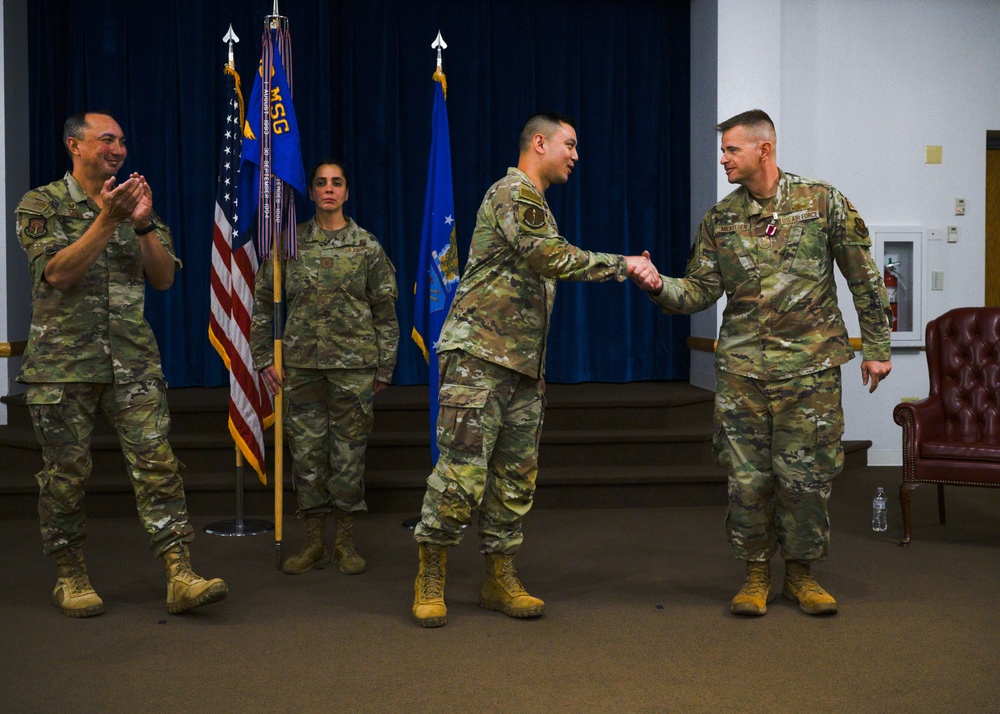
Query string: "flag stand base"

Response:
xmin=205 ymin=460 xmax=273 ymax=536
xmin=205 ymin=517 xmax=274 ymax=536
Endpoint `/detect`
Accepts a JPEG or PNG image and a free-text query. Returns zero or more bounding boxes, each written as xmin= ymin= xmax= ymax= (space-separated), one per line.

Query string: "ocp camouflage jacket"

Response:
xmin=251 ymin=217 xmax=399 ymax=382
xmin=653 ymin=170 xmax=892 ymax=380
xmin=436 ymin=167 xmax=627 ymax=379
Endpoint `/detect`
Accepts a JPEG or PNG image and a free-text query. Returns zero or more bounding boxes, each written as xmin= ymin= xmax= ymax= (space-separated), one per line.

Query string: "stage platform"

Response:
xmin=0 ymin=381 xmax=870 ymax=519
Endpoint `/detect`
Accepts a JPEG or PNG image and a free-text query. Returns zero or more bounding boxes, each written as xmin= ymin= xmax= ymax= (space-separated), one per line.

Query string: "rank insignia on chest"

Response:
xmin=25 ymin=217 xmax=47 ymax=238
xmin=523 ymin=206 xmax=546 ymax=229
xmin=320 ymin=258 xmax=334 ymax=269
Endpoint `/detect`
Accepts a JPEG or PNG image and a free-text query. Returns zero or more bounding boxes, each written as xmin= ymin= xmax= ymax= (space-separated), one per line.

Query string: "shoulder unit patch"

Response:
xmin=25 ymin=217 xmax=48 ymax=239
xmin=522 ymin=205 xmax=546 ymax=229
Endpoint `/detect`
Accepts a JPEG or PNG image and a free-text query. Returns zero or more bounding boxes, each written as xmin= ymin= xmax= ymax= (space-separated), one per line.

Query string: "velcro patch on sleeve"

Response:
xmin=24 ymin=216 xmax=48 ymax=239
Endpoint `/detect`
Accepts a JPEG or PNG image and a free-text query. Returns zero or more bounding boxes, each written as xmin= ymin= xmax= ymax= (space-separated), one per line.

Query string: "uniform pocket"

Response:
xmin=25 ymin=383 xmax=84 ymax=446
xmin=437 ymin=384 xmax=490 ymax=455
xmin=25 ymin=383 xmax=65 ymax=406
xmin=810 ymin=397 xmax=845 ymax=477
xmin=329 ymin=250 xmax=366 ymax=296
xmin=786 ymin=222 xmax=831 ymax=281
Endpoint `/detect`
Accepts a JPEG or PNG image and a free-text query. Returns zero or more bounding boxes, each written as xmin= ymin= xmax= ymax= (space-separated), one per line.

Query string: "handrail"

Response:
xmin=687 ymin=336 xmax=864 ymax=353
xmin=0 ymin=341 xmax=27 ymax=358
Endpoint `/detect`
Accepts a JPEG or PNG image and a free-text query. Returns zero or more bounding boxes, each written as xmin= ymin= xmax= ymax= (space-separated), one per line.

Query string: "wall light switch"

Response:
xmin=947 ymin=225 xmax=958 ymax=243
xmin=955 ymin=198 xmax=966 ymax=215
xmin=931 ymin=271 xmax=945 ymax=290
xmin=925 ymin=145 xmax=943 ymax=164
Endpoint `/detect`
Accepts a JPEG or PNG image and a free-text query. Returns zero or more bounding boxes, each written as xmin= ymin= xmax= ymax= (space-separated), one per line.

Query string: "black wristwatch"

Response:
xmin=134 ymin=221 xmax=157 ymax=236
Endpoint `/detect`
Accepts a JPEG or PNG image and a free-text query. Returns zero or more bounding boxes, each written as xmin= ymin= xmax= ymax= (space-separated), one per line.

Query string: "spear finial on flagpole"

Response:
xmin=223 ymin=24 xmax=239 ymax=70
xmin=432 ymin=31 xmax=448 ymax=99
xmin=432 ymin=30 xmax=447 ymax=69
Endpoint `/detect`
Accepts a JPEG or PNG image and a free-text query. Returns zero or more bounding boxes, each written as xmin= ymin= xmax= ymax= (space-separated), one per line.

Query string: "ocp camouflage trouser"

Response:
xmin=415 ymin=350 xmax=544 ymax=555
xmin=714 ymin=366 xmax=845 ymax=562
xmin=283 ymin=366 xmax=376 ymax=516
xmin=25 ymin=380 xmax=192 ymax=557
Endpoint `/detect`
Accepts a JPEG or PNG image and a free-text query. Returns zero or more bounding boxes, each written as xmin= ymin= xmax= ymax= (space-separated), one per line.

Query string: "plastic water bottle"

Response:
xmin=872 ymin=486 xmax=888 ymax=532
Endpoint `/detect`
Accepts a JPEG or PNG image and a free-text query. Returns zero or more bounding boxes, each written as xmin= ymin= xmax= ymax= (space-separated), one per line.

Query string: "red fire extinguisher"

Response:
xmin=884 ymin=258 xmax=899 ymax=332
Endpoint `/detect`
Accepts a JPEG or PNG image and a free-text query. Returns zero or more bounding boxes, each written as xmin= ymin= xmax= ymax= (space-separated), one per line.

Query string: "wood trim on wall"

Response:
xmin=0 ymin=341 xmax=27 ymax=357
xmin=986 ymin=149 xmax=1000 ymax=307
xmin=687 ymin=336 xmax=864 ymax=353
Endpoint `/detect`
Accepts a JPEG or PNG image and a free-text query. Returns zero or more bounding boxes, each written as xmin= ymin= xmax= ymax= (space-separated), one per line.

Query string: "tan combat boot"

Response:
xmin=52 ymin=547 xmax=105 ymax=618
xmin=479 ymin=553 xmax=545 ymax=618
xmin=730 ymin=561 xmax=773 ymax=616
xmin=333 ymin=514 xmax=367 ymax=575
xmin=162 ymin=543 xmax=228 ymax=614
xmin=282 ymin=516 xmax=330 ymax=574
xmin=412 ymin=544 xmax=447 ymax=628
xmin=783 ymin=560 xmax=838 ymax=615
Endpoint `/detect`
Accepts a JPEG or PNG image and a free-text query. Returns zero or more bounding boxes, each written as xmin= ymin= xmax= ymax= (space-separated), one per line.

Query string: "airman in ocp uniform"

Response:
xmin=16 ymin=112 xmax=227 ymax=618
xmin=643 ymin=109 xmax=892 ymax=616
xmin=252 ymin=160 xmax=399 ymax=577
xmin=410 ymin=111 xmax=661 ymax=627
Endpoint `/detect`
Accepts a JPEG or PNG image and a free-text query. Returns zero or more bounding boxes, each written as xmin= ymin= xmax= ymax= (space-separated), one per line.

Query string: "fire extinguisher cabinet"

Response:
xmin=871 ymin=226 xmax=924 ymax=347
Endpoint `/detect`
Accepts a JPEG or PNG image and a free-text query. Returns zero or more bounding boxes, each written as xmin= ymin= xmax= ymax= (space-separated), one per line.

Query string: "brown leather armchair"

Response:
xmin=892 ymin=307 xmax=1000 ymax=545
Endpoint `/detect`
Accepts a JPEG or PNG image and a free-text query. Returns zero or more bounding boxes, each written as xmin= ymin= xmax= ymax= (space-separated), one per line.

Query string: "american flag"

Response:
xmin=209 ymin=65 xmax=273 ymax=484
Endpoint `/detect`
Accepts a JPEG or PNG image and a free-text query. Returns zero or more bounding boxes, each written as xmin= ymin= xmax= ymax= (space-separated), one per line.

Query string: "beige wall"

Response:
xmin=688 ymin=0 xmax=1000 ymax=465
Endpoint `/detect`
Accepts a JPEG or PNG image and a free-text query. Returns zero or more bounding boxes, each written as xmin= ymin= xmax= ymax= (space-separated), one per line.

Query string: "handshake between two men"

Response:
xmin=625 ymin=251 xmax=664 ymax=294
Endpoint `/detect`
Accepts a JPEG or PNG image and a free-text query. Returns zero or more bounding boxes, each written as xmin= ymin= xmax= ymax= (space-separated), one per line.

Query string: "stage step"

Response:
xmin=0 ymin=382 xmax=870 ymax=519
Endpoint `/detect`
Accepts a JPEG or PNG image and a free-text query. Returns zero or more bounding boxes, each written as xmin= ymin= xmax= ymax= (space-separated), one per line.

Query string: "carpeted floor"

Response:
xmin=1 ymin=465 xmax=998 ymax=713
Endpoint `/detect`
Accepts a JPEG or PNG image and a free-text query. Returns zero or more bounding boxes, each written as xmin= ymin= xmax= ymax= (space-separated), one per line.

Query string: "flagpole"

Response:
xmin=243 ymin=0 xmax=304 ymax=567
xmin=205 ymin=24 xmax=274 ymax=538
xmin=266 ymin=6 xmax=288 ymax=569
xmin=405 ymin=30 xmax=456 ymax=530
xmin=272 ymin=229 xmax=284 ymax=568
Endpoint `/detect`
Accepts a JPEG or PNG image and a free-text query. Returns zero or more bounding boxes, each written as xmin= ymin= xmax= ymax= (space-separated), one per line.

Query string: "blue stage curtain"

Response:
xmin=27 ymin=0 xmax=690 ymax=387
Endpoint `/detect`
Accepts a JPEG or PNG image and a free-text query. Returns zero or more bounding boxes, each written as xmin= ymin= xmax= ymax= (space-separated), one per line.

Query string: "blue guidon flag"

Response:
xmin=238 ymin=27 xmax=306 ymax=259
xmin=412 ymin=70 xmax=460 ymax=464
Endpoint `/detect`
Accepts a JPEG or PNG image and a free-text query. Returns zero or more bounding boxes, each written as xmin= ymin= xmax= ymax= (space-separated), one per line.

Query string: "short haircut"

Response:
xmin=63 ymin=111 xmax=115 ymax=147
xmin=308 ymin=159 xmax=350 ymax=188
xmin=716 ymin=109 xmax=775 ymax=141
xmin=518 ymin=111 xmax=576 ymax=153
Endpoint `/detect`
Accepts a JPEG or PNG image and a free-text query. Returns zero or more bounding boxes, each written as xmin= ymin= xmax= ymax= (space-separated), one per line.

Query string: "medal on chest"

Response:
xmin=759 ymin=212 xmax=777 ymax=249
